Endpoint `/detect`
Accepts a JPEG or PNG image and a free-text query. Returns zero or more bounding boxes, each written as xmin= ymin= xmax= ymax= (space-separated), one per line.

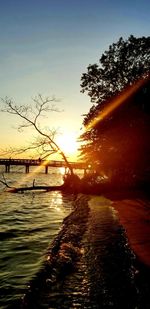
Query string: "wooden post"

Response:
xmin=25 ymin=165 xmax=29 ymax=173
xmin=45 ymin=165 xmax=48 ymax=174
xmin=5 ymin=164 xmax=10 ymax=173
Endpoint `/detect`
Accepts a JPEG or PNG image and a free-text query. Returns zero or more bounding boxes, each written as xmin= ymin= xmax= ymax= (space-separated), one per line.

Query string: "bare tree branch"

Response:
xmin=0 ymin=174 xmax=14 ymax=189
xmin=1 ymin=95 xmax=74 ymax=174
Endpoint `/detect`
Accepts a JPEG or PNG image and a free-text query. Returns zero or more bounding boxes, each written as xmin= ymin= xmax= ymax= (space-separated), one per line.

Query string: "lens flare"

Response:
xmin=12 ymin=161 xmax=48 ymax=188
xmin=85 ymin=76 xmax=149 ymax=130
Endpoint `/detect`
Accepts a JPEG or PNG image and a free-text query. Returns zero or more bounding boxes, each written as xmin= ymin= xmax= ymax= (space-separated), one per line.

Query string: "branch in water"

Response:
xmin=0 ymin=174 xmax=15 ymax=189
xmin=8 ymin=185 xmax=64 ymax=193
xmin=0 ymin=173 xmax=63 ymax=193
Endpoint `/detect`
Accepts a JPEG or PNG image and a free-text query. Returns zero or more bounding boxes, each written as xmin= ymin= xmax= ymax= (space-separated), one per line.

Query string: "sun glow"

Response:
xmin=56 ymin=132 xmax=79 ymax=160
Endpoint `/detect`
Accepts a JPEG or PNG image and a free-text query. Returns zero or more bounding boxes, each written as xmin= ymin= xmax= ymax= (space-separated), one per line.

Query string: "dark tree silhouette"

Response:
xmin=80 ymin=35 xmax=150 ymax=188
xmin=81 ymin=35 xmax=150 ymax=125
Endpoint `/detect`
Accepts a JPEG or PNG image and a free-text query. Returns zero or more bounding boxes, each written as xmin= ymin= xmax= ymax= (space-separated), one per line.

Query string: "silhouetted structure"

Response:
xmin=0 ymin=158 xmax=88 ymax=174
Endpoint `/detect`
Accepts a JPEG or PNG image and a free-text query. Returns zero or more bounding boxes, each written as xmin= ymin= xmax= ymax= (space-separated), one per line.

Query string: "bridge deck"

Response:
xmin=0 ymin=158 xmax=87 ymax=172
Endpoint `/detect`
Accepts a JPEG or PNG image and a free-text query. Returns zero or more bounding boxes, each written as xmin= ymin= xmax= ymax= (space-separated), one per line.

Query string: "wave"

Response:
xmin=21 ymin=195 xmax=90 ymax=308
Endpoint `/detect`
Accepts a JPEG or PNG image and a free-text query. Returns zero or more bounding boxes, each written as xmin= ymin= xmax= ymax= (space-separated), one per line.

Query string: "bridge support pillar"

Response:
xmin=25 ymin=165 xmax=29 ymax=173
xmin=84 ymin=169 xmax=87 ymax=176
xmin=5 ymin=164 xmax=10 ymax=173
xmin=45 ymin=166 xmax=48 ymax=174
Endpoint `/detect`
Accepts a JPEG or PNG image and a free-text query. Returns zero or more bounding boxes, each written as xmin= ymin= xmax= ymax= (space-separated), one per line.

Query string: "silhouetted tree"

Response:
xmin=1 ymin=95 xmax=74 ymax=175
xmin=80 ymin=35 xmax=150 ymax=187
xmin=81 ymin=35 xmax=150 ymax=125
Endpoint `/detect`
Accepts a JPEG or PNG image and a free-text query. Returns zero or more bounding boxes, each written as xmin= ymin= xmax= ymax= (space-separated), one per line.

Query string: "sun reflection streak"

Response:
xmin=85 ymin=76 xmax=149 ymax=131
xmin=12 ymin=161 xmax=48 ymax=188
xmin=49 ymin=191 xmax=63 ymax=212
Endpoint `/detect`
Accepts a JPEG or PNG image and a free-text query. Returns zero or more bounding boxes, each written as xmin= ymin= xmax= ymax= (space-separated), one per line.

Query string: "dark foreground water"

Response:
xmin=0 ymin=168 xmax=74 ymax=308
xmin=0 ymin=168 xmax=150 ymax=308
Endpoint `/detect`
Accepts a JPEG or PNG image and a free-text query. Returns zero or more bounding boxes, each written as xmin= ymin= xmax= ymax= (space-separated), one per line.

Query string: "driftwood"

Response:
xmin=0 ymin=173 xmax=83 ymax=193
xmin=8 ymin=185 xmax=64 ymax=193
xmin=0 ymin=175 xmax=65 ymax=193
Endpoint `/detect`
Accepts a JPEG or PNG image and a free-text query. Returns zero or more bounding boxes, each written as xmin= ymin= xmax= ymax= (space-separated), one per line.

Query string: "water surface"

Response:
xmin=0 ymin=168 xmax=74 ymax=308
xmin=0 ymin=168 xmax=150 ymax=309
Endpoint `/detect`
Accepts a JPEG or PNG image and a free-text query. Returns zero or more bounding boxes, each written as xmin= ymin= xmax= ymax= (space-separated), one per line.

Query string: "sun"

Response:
xmin=56 ymin=132 xmax=79 ymax=159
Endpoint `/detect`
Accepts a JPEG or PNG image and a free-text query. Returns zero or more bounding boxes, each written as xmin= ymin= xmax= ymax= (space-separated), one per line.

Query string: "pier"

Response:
xmin=0 ymin=158 xmax=88 ymax=174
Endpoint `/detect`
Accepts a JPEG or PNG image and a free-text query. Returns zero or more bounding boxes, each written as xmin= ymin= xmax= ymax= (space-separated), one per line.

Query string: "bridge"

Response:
xmin=0 ymin=158 xmax=89 ymax=174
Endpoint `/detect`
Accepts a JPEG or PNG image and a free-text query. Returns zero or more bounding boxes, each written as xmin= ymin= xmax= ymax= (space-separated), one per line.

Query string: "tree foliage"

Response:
xmin=81 ymin=35 xmax=150 ymax=125
xmin=80 ymin=35 xmax=150 ymax=187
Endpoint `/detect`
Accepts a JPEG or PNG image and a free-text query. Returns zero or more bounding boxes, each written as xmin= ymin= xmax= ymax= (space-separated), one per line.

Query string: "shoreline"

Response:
xmin=21 ymin=195 xmax=90 ymax=308
xmin=111 ymin=196 xmax=150 ymax=268
xmin=21 ymin=193 xmax=150 ymax=308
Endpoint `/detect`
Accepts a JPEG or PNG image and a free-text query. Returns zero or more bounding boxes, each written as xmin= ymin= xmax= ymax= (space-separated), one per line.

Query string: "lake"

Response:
xmin=0 ymin=166 xmax=149 ymax=309
xmin=0 ymin=167 xmax=75 ymax=308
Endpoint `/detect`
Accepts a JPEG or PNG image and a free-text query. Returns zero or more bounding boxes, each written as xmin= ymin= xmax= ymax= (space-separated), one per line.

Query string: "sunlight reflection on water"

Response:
xmin=1 ymin=169 xmax=149 ymax=309
xmin=0 ymin=169 xmax=74 ymax=308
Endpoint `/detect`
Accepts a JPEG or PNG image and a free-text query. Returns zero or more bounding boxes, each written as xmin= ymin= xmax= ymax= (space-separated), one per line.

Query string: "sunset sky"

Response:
xmin=0 ymin=0 xmax=150 ymax=160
